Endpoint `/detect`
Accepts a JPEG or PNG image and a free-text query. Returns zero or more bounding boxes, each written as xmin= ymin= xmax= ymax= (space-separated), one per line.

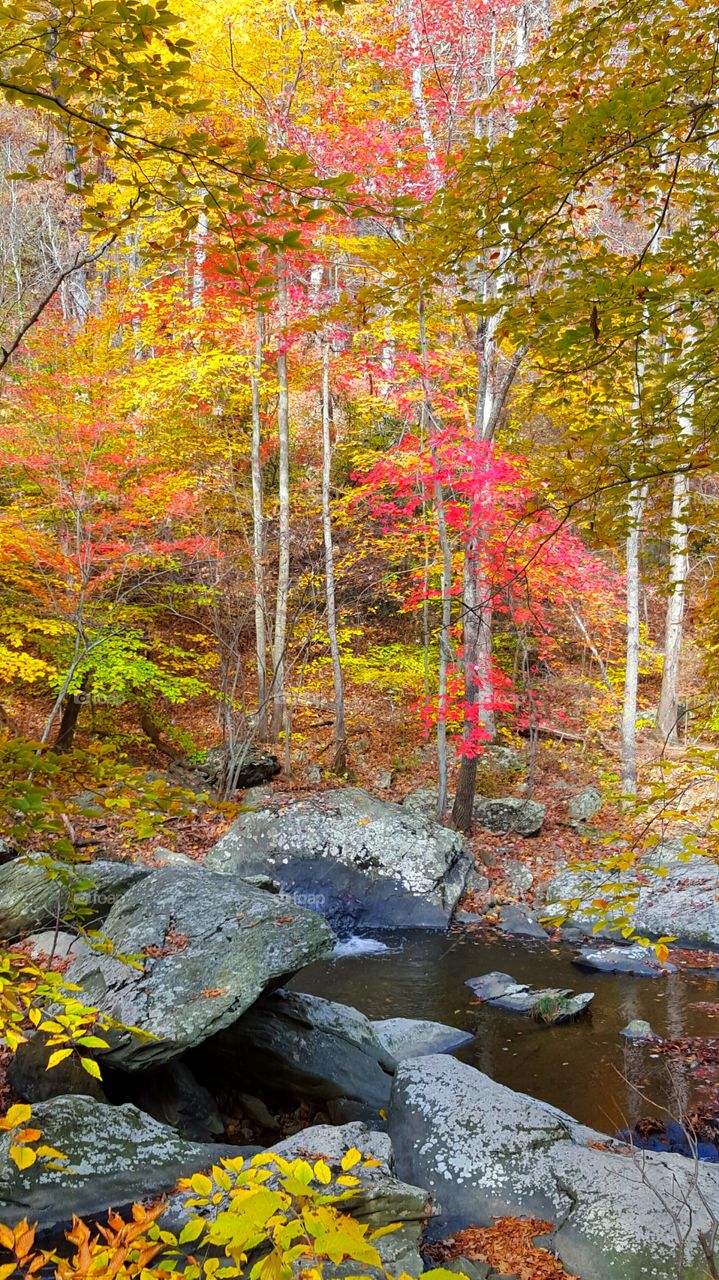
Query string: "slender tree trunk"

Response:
xmin=655 ymin=387 xmax=694 ymax=743
xmin=321 ymin=341 xmax=346 ymax=774
xmin=452 ymin=13 xmax=531 ymax=833
xmin=271 ymin=263 xmax=291 ymax=743
xmin=406 ymin=0 xmax=442 ymax=190
xmin=621 ymin=481 xmax=647 ymax=795
xmin=192 ymin=206 xmax=208 ymax=309
xmin=452 ymin=305 xmax=499 ymax=833
xmin=53 ymin=692 xmax=83 ymax=752
xmin=418 ymin=295 xmax=453 ymax=819
xmin=250 ymin=310 xmax=269 ymax=738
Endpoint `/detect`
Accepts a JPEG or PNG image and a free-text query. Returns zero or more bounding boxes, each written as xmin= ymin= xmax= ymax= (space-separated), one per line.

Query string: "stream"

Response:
xmin=290 ymin=930 xmax=719 ymax=1136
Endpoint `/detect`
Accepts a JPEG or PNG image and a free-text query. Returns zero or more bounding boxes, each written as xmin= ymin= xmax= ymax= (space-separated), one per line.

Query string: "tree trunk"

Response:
xmin=271 ymin=263 xmax=291 ymax=743
xmin=321 ymin=341 xmax=347 ymax=774
xmin=621 ymin=481 xmax=647 ymax=795
xmin=418 ymin=295 xmax=453 ymax=820
xmin=452 ymin=550 xmax=494 ymax=831
xmin=192 ymin=206 xmax=208 ymax=309
xmin=53 ymin=693 xmax=83 ymax=752
xmin=406 ymin=0 xmax=442 ymax=190
xmin=655 ymin=386 xmax=694 ymax=743
xmin=250 ymin=310 xmax=269 ymax=738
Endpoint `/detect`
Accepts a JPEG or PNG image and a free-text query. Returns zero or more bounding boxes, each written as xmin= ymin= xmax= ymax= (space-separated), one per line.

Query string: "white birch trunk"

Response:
xmin=192 ymin=207 xmax=208 ymax=309
xmin=321 ymin=341 xmax=346 ymax=773
xmin=271 ymin=263 xmax=291 ymax=743
xmin=655 ymin=383 xmax=694 ymax=742
xmin=621 ymin=482 xmax=647 ymax=795
xmin=250 ymin=310 xmax=269 ymax=738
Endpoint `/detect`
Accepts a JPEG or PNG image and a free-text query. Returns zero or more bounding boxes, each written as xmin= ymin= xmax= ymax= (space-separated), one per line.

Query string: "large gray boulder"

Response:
xmin=67 ymin=864 xmax=335 ymax=1070
xmin=0 ymin=1094 xmax=236 ymax=1232
xmin=544 ymin=845 xmax=719 ymax=945
xmin=207 ymin=989 xmax=396 ymax=1118
xmin=0 ymin=854 xmax=148 ymax=939
xmin=389 ymin=1055 xmax=719 ymax=1280
xmin=205 ymin=788 xmax=471 ymax=932
xmin=164 ymin=1122 xmax=429 ymax=1279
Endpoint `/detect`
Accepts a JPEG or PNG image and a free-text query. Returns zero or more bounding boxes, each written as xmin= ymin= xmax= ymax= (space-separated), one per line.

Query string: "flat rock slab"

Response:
xmin=205 ymin=787 xmax=471 ymax=933
xmin=67 ymin=864 xmax=335 ymax=1070
xmin=0 ymin=855 xmax=148 ymax=940
xmin=466 ymin=971 xmax=593 ymax=1023
xmin=574 ymin=944 xmax=676 ymax=976
xmin=372 ymin=1018 xmax=473 ymax=1059
xmin=389 ymin=1054 xmax=719 ymax=1280
xmin=0 ymin=1094 xmax=236 ymax=1233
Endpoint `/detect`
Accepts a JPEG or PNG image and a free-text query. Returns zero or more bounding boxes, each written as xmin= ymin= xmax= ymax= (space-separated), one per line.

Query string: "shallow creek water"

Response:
xmin=290 ymin=930 xmax=719 ymax=1136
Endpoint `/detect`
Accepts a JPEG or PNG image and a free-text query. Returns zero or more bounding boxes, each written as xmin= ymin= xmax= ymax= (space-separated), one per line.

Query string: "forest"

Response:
xmin=1 ymin=0 xmax=719 ymax=1278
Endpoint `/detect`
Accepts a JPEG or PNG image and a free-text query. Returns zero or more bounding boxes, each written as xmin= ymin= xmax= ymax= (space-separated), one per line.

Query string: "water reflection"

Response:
xmin=290 ymin=930 xmax=718 ymax=1134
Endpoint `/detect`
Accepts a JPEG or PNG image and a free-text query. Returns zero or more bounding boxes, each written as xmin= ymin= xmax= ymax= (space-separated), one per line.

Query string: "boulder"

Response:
xmin=389 ymin=1055 xmax=719 ymax=1280
xmin=372 ymin=1018 xmax=473 ymax=1059
xmin=620 ymin=1019 xmax=659 ymax=1042
xmin=482 ymin=746 xmax=525 ymax=774
xmin=466 ymin=972 xmax=593 ymax=1023
xmin=205 ymin=788 xmax=471 ymax=933
xmin=67 ymin=864 xmax=335 ymax=1070
xmin=472 ymin=797 xmax=544 ymax=837
xmin=0 ymin=1094 xmax=236 ymax=1232
xmin=164 ymin=1122 xmax=429 ymax=1279
xmin=8 ymin=1033 xmax=106 ymax=1104
xmin=206 ymin=989 xmax=396 ymax=1119
xmin=0 ymin=855 xmax=148 ymax=940
xmin=503 ymin=859 xmax=534 ymax=894
xmin=199 ymin=746 xmax=281 ymax=792
xmin=567 ymin=786 xmax=602 ymax=824
xmin=23 ymin=929 xmax=81 ymax=961
xmin=574 ymin=944 xmax=676 ymax=977
xmin=497 ymin=904 xmax=548 ymax=939
xmin=544 ymin=849 xmax=719 ymax=946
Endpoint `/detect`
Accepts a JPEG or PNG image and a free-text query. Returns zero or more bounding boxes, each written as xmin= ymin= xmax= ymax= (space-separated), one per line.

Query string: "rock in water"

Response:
xmin=205 ymin=787 xmax=471 ymax=932
xmin=0 ymin=855 xmax=148 ymax=940
xmin=466 ymin=972 xmax=593 ymax=1023
xmin=372 ymin=1018 xmax=473 ymax=1059
xmin=472 ymin=797 xmax=544 ymax=836
xmin=207 ymin=989 xmax=396 ymax=1117
xmin=67 ymin=864 xmax=335 ymax=1070
xmin=389 ymin=1055 xmax=719 ymax=1280
xmin=574 ymin=944 xmax=676 ymax=976
xmin=620 ymin=1019 xmax=659 ymax=1042
xmin=0 ymin=1095 xmax=237 ymax=1232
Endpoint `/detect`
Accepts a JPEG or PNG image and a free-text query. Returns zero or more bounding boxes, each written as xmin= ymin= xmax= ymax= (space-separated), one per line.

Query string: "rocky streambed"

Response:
xmin=2 ymin=785 xmax=719 ymax=1279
